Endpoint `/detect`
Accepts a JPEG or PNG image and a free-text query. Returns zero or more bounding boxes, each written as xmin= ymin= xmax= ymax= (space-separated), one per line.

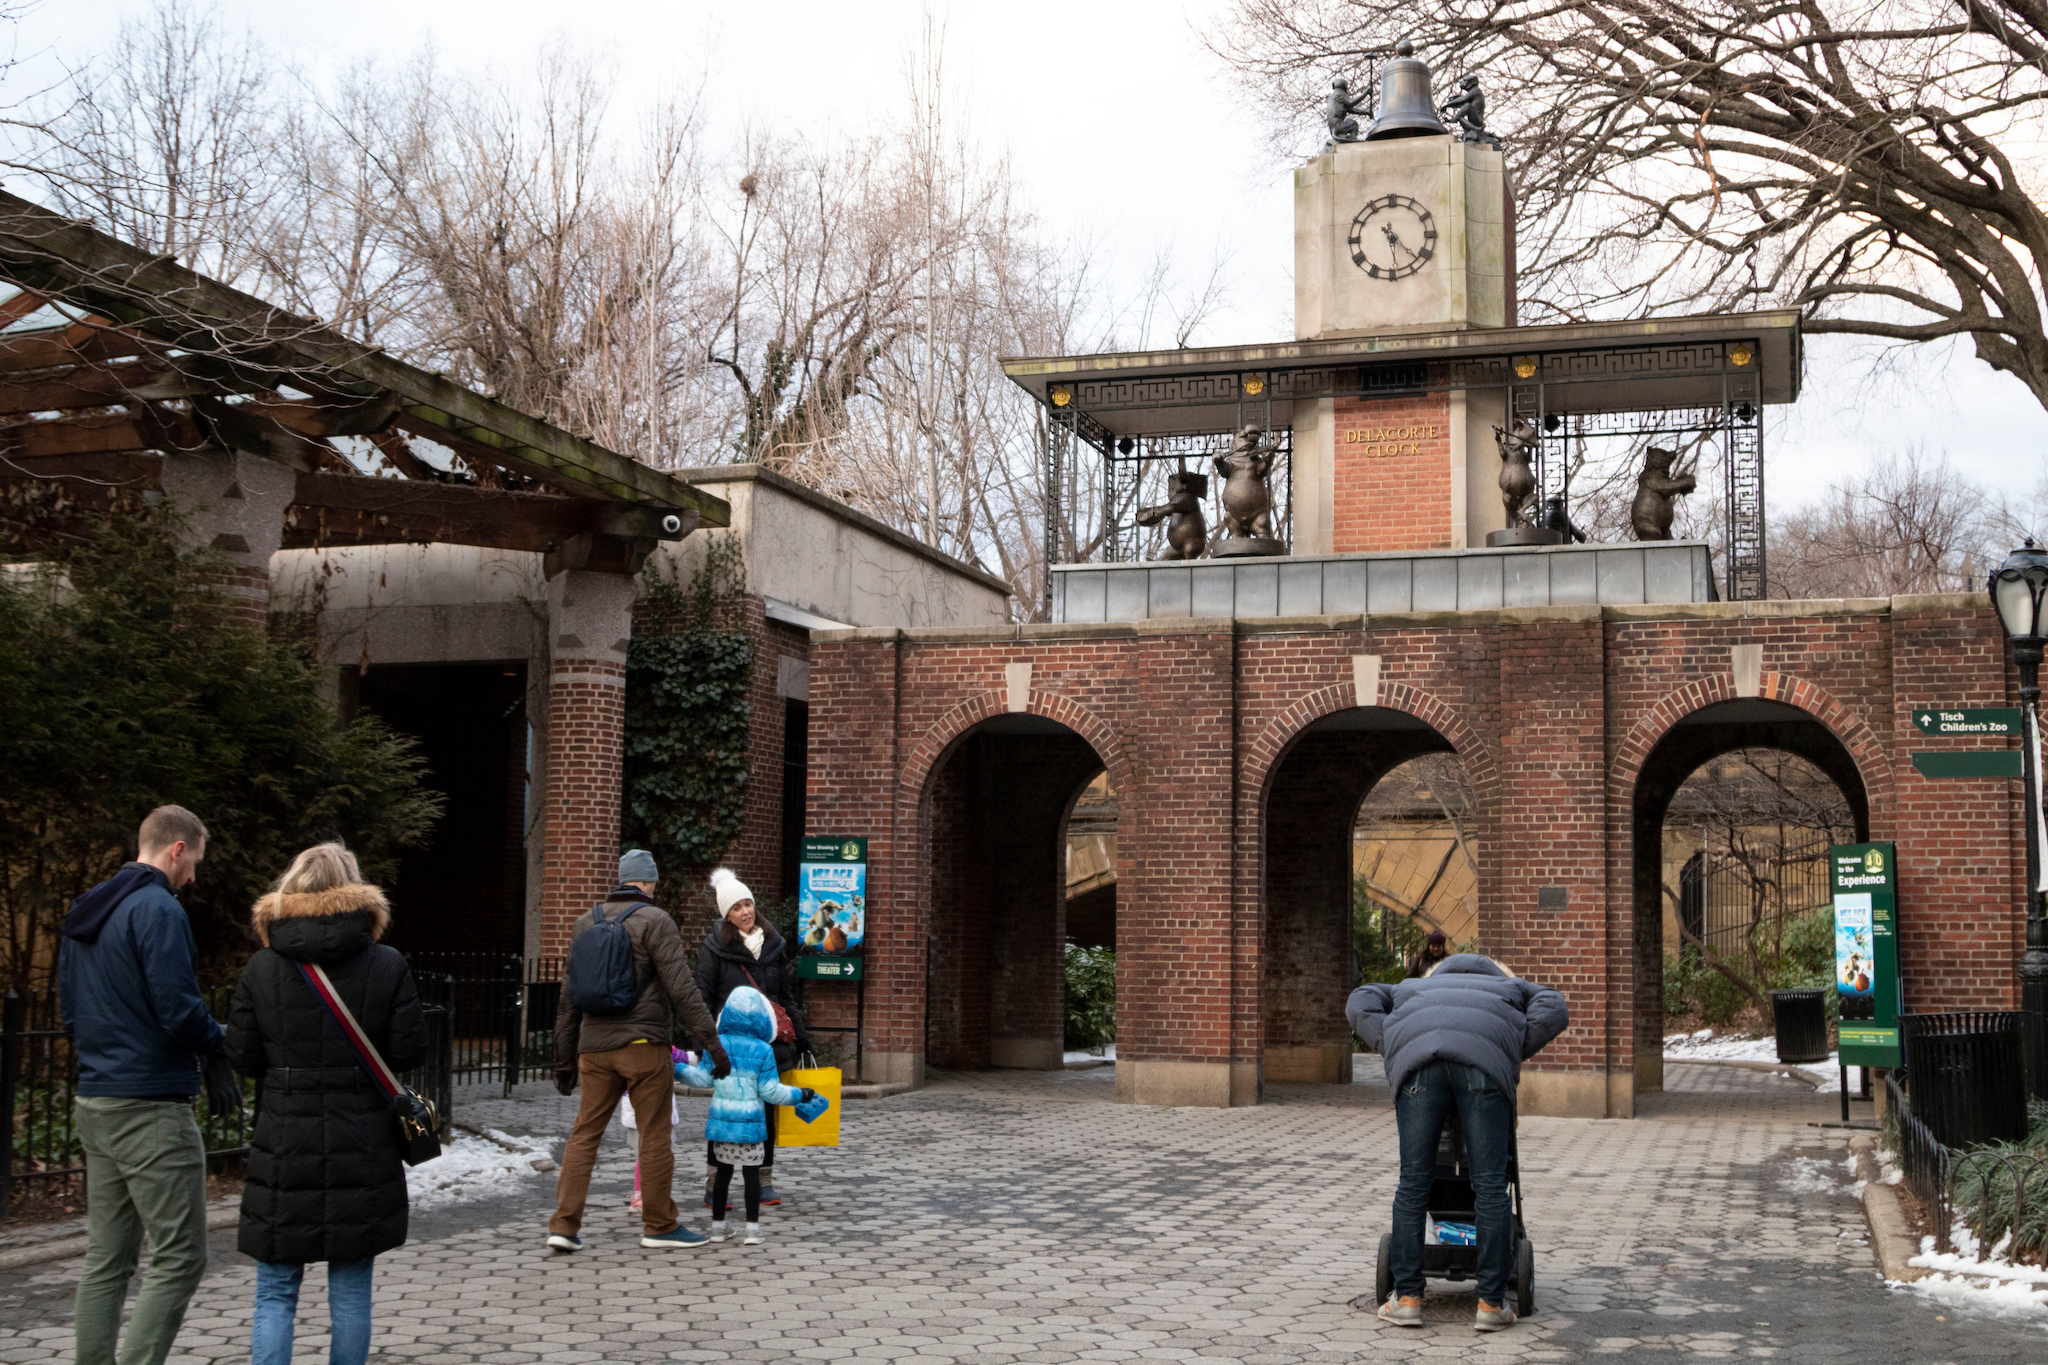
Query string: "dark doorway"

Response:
xmin=780 ymin=700 xmax=809 ymax=900
xmin=1262 ymin=706 xmax=1464 ymax=1084
xmin=350 ymin=662 xmax=529 ymax=957
xmin=923 ymin=715 xmax=1105 ymax=1071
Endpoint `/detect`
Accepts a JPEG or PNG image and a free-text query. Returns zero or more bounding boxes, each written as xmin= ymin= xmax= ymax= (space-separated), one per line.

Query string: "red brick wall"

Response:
xmin=804 ymin=599 xmax=2025 ymax=1099
xmin=1333 ymin=393 xmax=1454 ymax=553
xmin=538 ymin=661 xmax=627 ymax=958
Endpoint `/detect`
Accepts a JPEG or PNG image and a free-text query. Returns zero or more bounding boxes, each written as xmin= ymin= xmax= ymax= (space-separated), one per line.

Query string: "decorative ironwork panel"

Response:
xmin=1097 ymin=429 xmax=1293 ymax=565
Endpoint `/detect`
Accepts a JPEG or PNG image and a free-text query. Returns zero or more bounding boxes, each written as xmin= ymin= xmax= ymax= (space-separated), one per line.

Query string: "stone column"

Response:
xmin=158 ymin=450 xmax=297 ymax=626
xmin=536 ymin=569 xmax=637 ymax=958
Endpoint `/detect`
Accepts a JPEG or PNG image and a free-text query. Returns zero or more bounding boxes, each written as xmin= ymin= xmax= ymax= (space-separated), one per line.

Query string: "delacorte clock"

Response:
xmin=1347 ymin=194 xmax=1437 ymax=281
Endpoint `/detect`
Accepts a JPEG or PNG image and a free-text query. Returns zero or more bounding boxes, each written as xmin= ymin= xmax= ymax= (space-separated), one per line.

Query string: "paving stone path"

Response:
xmin=2 ymin=1061 xmax=2041 ymax=1362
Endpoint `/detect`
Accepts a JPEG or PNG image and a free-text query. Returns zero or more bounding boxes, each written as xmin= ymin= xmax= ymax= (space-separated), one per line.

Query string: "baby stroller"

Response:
xmin=1373 ymin=1107 xmax=1535 ymax=1316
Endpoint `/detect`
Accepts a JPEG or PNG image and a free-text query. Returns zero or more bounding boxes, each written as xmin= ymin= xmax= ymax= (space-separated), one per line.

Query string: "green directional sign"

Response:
xmin=1912 ymin=751 xmax=2023 ymax=779
xmin=1910 ymin=707 xmax=2023 ymax=736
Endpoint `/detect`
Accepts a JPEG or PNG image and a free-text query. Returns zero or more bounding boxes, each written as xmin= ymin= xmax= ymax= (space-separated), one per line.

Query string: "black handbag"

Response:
xmin=296 ymin=961 xmax=442 ymax=1166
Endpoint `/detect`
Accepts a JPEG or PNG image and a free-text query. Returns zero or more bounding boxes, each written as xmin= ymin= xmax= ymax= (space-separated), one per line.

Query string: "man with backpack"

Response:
xmin=547 ymin=850 xmax=728 ymax=1252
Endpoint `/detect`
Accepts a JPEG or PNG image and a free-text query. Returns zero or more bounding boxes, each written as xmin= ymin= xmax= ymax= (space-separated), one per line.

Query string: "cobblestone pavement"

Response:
xmin=3 ymin=1061 xmax=2041 ymax=1363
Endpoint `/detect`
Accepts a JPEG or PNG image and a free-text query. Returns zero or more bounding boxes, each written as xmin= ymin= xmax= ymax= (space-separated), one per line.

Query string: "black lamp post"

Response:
xmin=1989 ymin=538 xmax=2048 ymax=1099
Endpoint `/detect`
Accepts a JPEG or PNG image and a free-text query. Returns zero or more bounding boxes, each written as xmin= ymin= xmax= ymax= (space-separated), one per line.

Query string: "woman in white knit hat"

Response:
xmin=693 ymin=868 xmax=808 ymax=1206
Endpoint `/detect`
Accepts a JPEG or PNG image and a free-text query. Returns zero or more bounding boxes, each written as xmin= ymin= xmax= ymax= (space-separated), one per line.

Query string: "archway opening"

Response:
xmin=1352 ymin=753 xmax=1480 ymax=983
xmin=1631 ymin=699 xmax=1869 ymax=1093
xmin=922 ymin=713 xmax=1107 ymax=1071
xmin=1262 ymin=706 xmax=1473 ymax=1084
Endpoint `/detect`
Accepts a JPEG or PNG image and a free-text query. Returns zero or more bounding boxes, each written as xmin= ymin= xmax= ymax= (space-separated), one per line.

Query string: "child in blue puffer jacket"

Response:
xmin=676 ymin=986 xmax=816 ymax=1245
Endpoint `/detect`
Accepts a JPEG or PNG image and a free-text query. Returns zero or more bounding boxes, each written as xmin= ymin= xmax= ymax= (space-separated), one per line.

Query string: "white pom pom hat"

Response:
xmin=710 ymin=867 xmax=754 ymax=917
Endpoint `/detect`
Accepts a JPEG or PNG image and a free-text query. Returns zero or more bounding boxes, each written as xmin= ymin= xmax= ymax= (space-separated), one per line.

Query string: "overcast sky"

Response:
xmin=24 ymin=0 xmax=2048 ymax=518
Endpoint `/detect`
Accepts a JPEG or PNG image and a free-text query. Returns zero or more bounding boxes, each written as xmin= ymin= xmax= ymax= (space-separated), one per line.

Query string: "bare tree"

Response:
xmin=1769 ymin=448 xmax=2021 ymax=597
xmin=1208 ymin=2 xmax=2048 ymax=412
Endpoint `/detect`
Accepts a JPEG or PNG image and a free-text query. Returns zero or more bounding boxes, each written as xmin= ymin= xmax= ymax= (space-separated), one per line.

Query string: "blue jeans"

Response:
xmin=252 ymin=1258 xmax=374 ymax=1365
xmin=1389 ymin=1061 xmax=1514 ymax=1307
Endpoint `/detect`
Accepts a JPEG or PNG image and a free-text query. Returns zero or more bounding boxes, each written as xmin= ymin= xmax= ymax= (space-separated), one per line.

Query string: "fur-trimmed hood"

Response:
xmin=251 ymin=884 xmax=390 ymax=965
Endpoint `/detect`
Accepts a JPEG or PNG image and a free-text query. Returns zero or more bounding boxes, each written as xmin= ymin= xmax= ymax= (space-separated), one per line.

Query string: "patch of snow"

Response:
xmin=1897 ymin=1222 xmax=2048 ymax=1327
xmin=1897 ymin=1272 xmax=2048 ymax=1325
xmin=1662 ymin=1030 xmax=1852 ymax=1090
xmin=405 ymin=1135 xmax=554 ymax=1212
xmin=1778 ymin=1156 xmax=1857 ymax=1196
xmin=1063 ymin=1045 xmax=1116 ymax=1063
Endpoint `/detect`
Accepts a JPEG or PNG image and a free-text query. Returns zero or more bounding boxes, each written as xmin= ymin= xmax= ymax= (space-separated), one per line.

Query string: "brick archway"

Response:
xmin=1608 ymin=670 xmax=1890 ymax=819
xmin=1246 ymin=678 xmax=1499 ymax=811
xmin=1611 ymin=669 xmax=1890 ymax=1096
xmin=901 ymin=688 xmax=1132 ymax=809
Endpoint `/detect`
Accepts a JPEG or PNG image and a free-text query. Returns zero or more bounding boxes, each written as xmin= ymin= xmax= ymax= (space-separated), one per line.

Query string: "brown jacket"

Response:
xmin=553 ymin=889 xmax=719 ymax=1064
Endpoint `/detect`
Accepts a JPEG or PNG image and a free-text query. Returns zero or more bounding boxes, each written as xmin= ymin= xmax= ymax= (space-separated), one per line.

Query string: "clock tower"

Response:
xmin=1289 ymin=59 xmax=1517 ymax=556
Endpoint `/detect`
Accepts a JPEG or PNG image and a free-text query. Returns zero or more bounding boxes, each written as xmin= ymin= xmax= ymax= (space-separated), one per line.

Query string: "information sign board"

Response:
xmin=1832 ymin=842 xmax=1900 ymax=1068
xmin=797 ymin=835 xmax=866 ymax=959
xmin=1911 ymin=707 xmax=2023 ymax=736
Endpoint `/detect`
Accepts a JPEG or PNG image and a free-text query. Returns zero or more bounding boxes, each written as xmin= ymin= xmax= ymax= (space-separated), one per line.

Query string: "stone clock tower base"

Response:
xmin=1291 ymin=134 xmax=1516 ymax=554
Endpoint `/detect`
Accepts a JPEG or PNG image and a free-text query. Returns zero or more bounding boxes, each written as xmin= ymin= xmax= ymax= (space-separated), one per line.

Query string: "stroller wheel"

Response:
xmin=1374 ymin=1232 xmax=1393 ymax=1307
xmin=1514 ymin=1236 xmax=1535 ymax=1316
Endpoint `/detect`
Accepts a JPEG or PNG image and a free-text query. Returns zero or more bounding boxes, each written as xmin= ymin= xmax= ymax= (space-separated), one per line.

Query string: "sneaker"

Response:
xmin=758 ymin=1184 xmax=781 ymax=1207
xmin=1474 ymin=1302 xmax=1517 ymax=1333
xmin=705 ymin=1222 xmax=729 ymax=1243
xmin=1377 ymin=1296 xmax=1423 ymax=1328
xmin=546 ymin=1233 xmax=582 ymax=1253
xmin=741 ymin=1223 xmax=762 ymax=1246
xmin=640 ymin=1226 xmax=710 ymax=1250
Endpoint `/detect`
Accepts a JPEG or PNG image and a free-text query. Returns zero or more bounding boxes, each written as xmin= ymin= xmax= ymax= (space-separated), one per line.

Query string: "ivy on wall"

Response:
xmin=621 ymin=535 xmax=752 ymax=872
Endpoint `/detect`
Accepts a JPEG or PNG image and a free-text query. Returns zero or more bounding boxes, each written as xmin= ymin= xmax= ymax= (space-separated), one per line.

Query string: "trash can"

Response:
xmin=1769 ymin=988 xmax=1830 ymax=1064
xmin=1900 ymin=1011 xmax=2029 ymax=1149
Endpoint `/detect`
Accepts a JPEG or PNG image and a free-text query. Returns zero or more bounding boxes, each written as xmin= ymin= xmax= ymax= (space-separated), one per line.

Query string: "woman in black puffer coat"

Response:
xmin=695 ymin=868 xmax=809 ymax=1205
xmin=226 ymin=842 xmax=424 ymax=1365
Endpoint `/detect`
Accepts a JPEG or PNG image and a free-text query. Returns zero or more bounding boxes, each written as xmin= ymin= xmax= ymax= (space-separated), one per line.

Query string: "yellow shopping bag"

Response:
xmin=776 ymin=1063 xmax=840 ymax=1148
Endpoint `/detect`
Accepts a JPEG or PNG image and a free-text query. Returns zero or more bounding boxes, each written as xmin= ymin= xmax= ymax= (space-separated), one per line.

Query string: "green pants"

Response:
xmin=72 ymin=1097 xmax=209 ymax=1365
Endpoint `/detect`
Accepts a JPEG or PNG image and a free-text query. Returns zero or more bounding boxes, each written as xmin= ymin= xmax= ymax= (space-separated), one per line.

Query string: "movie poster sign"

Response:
xmin=797 ymin=836 xmax=866 ymax=958
xmin=1832 ymin=841 xmax=1900 ymax=1069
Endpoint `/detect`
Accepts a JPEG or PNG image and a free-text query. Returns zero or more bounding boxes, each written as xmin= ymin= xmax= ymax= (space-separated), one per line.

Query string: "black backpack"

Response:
xmin=566 ymin=904 xmax=642 ymax=1015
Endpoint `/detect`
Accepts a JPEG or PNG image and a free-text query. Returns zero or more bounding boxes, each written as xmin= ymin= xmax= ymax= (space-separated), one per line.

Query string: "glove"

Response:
xmin=203 ymin=1051 xmax=243 ymax=1120
xmin=799 ymin=1088 xmax=817 ymax=1104
xmin=708 ymin=1042 xmax=732 ymax=1080
xmin=553 ymin=1067 xmax=577 ymax=1096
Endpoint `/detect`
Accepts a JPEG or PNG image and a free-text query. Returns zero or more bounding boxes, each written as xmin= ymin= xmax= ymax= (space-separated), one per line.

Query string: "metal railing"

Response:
xmin=405 ymin=953 xmax=562 ymax=1093
xmin=1887 ymin=1070 xmax=2048 ymax=1265
xmin=4 ymin=980 xmax=452 ymax=1217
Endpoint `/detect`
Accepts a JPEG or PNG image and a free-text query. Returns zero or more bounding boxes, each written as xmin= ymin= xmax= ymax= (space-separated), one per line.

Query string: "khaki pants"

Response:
xmin=550 ymin=1043 xmax=677 ymax=1237
xmin=72 ymin=1098 xmax=209 ymax=1365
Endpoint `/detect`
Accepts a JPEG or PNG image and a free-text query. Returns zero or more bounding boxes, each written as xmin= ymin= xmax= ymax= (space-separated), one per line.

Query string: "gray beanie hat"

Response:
xmin=617 ymin=849 xmax=659 ymax=884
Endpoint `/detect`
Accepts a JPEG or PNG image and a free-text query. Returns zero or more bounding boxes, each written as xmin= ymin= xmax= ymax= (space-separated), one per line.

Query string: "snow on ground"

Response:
xmin=404 ymin=1133 xmax=555 ymax=1212
xmin=1898 ymin=1220 xmax=2048 ymax=1326
xmin=1777 ymin=1155 xmax=1861 ymax=1196
xmin=1663 ymin=1028 xmax=1848 ymax=1091
xmin=1063 ymin=1045 xmax=1116 ymax=1064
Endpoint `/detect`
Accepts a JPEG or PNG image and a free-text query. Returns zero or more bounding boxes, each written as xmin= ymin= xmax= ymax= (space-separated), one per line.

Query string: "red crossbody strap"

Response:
xmin=297 ymin=961 xmax=403 ymax=1101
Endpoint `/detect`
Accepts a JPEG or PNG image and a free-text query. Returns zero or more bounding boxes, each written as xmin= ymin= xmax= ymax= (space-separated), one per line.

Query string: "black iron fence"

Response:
xmin=406 ymin=953 xmax=563 ymax=1093
xmin=1887 ymin=1069 xmax=2048 ymax=1265
xmin=4 ymin=980 xmax=453 ymax=1216
xmin=1678 ymin=832 xmax=1834 ymax=974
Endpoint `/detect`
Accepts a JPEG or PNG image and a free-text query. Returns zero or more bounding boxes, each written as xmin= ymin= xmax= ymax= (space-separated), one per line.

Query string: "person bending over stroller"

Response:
xmin=1347 ymin=955 xmax=1568 ymax=1333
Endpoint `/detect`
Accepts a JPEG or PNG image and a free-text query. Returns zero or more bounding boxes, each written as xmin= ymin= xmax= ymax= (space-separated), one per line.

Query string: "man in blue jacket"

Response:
xmin=1347 ymin=954 xmax=1568 ymax=1334
xmin=59 ymin=805 xmax=235 ymax=1365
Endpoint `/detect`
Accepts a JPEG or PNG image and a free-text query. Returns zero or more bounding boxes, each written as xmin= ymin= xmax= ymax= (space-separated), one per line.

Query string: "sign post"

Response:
xmin=1833 ymin=843 xmax=1900 ymax=1092
xmin=793 ymin=836 xmax=868 ymax=1080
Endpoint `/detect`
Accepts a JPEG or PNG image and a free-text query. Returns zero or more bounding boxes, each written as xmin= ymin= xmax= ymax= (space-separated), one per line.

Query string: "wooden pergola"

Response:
xmin=0 ymin=190 xmax=727 ymax=573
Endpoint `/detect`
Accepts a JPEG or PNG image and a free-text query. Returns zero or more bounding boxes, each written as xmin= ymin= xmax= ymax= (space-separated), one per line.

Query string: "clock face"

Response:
xmin=1348 ymin=194 xmax=1437 ymax=280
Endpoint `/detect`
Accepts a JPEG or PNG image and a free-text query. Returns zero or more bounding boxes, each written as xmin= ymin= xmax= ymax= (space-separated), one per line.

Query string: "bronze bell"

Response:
xmin=1366 ymin=39 xmax=1448 ymax=140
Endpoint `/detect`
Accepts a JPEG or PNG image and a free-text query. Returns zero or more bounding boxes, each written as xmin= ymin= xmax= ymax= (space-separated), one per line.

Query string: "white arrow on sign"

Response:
xmin=1918 ymin=712 xmax=1933 ymax=726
